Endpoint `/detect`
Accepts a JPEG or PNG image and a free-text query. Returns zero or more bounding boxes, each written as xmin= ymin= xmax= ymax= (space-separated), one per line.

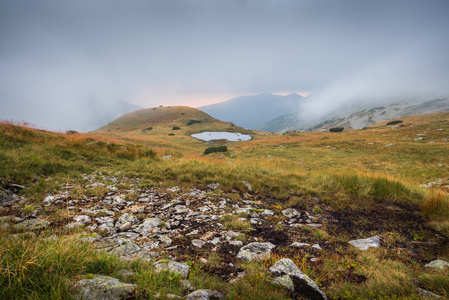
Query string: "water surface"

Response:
xmin=191 ymin=131 xmax=252 ymax=142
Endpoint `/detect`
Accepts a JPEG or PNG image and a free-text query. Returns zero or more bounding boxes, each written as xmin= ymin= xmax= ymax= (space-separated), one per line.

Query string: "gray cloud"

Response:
xmin=1 ymin=0 xmax=448 ymax=131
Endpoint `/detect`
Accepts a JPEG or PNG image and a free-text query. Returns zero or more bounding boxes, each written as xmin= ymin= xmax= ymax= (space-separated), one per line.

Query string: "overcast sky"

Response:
xmin=1 ymin=0 xmax=448 ymax=131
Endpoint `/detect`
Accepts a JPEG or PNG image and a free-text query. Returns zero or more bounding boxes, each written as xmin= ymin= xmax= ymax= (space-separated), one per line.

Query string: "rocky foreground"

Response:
xmin=1 ymin=173 xmax=448 ymax=299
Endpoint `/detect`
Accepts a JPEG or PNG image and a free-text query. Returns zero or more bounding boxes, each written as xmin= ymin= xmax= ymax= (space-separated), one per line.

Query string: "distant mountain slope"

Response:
xmin=87 ymin=100 xmax=142 ymax=132
xmin=260 ymin=98 xmax=449 ymax=132
xmin=198 ymin=93 xmax=305 ymax=130
xmin=95 ymin=106 xmax=224 ymax=133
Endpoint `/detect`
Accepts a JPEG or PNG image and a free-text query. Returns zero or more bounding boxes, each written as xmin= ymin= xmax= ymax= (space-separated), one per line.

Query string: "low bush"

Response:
xmin=329 ymin=127 xmax=344 ymax=132
xmin=204 ymin=146 xmax=228 ymax=155
xmin=172 ymin=126 xmax=181 ymax=130
xmin=187 ymin=120 xmax=202 ymax=126
xmin=386 ymin=120 xmax=403 ymax=126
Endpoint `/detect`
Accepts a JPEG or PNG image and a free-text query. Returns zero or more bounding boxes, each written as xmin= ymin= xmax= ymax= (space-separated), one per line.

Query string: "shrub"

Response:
xmin=204 ymin=146 xmax=228 ymax=155
xmin=386 ymin=120 xmax=403 ymax=126
xmin=187 ymin=120 xmax=202 ymax=126
xmin=172 ymin=126 xmax=181 ymax=130
xmin=329 ymin=127 xmax=344 ymax=132
xmin=168 ymin=133 xmax=175 ymax=136
xmin=65 ymin=130 xmax=78 ymax=134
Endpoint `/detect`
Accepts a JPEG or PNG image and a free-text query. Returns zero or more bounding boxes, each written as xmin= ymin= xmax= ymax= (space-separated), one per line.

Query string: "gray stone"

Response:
xmin=65 ymin=222 xmax=84 ymax=229
xmin=73 ymin=215 xmax=92 ymax=224
xmin=425 ymin=259 xmax=449 ymax=271
xmin=13 ymin=218 xmax=50 ymax=231
xmin=241 ymin=181 xmax=253 ymax=192
xmin=417 ymin=288 xmax=442 ymax=299
xmin=112 ymin=241 xmax=141 ymax=257
xmin=96 ymin=217 xmax=114 ymax=224
xmin=159 ymin=235 xmax=172 ymax=246
xmin=207 ymin=183 xmax=220 ymax=190
xmin=134 ymin=218 xmax=162 ymax=235
xmin=281 ymin=208 xmax=300 ymax=218
xmin=82 ymin=206 xmax=115 ymax=216
xmin=185 ymin=289 xmax=223 ymax=300
xmin=116 ymin=269 xmax=135 ymax=282
xmin=269 ymin=258 xmax=327 ymax=300
xmin=21 ymin=204 xmax=45 ymax=217
xmin=290 ymin=242 xmax=310 ymax=248
xmin=312 ymin=244 xmax=322 ymax=250
xmin=236 ymin=242 xmax=276 ymax=261
xmin=348 ymin=235 xmax=380 ymax=250
xmin=154 ymin=260 xmax=190 ymax=279
xmin=229 ymin=241 xmax=243 ymax=247
xmin=192 ymin=239 xmax=206 ymax=248
xmin=75 ymin=274 xmax=135 ymax=300
xmin=119 ymin=222 xmax=132 ymax=231
xmin=115 ymin=213 xmax=138 ymax=228
xmin=273 ymin=275 xmax=295 ymax=292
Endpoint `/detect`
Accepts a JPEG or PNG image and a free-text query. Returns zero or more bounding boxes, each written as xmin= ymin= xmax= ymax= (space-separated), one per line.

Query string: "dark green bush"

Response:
xmin=329 ymin=127 xmax=344 ymax=132
xmin=204 ymin=146 xmax=228 ymax=155
xmin=172 ymin=126 xmax=181 ymax=130
xmin=168 ymin=133 xmax=175 ymax=136
xmin=386 ymin=120 xmax=403 ymax=126
xmin=187 ymin=120 xmax=202 ymax=126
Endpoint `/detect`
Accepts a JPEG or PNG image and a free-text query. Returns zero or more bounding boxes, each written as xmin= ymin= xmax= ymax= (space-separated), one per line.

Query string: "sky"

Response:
xmin=1 ymin=0 xmax=448 ymax=131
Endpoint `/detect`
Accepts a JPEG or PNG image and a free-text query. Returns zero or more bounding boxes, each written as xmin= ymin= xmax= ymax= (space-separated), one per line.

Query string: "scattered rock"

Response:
xmin=115 ymin=213 xmax=138 ymax=228
xmin=13 ymin=218 xmax=50 ymax=231
xmin=290 ymin=242 xmax=310 ymax=248
xmin=154 ymin=260 xmax=190 ymax=279
xmin=425 ymin=259 xmax=449 ymax=271
xmin=236 ymin=242 xmax=276 ymax=261
xmin=185 ymin=289 xmax=223 ymax=300
xmin=348 ymin=235 xmax=380 ymax=250
xmin=134 ymin=218 xmax=162 ymax=235
xmin=241 ymin=181 xmax=252 ymax=192
xmin=75 ymin=274 xmax=135 ymax=300
xmin=269 ymin=258 xmax=327 ymax=300
xmin=282 ymin=208 xmax=300 ymax=218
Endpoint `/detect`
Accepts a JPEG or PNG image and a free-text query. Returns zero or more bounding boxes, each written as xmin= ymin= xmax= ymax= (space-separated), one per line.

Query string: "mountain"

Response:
xmin=95 ymin=105 xmax=233 ymax=134
xmin=260 ymin=98 xmax=449 ymax=132
xmin=86 ymin=100 xmax=143 ymax=132
xmin=198 ymin=93 xmax=305 ymax=130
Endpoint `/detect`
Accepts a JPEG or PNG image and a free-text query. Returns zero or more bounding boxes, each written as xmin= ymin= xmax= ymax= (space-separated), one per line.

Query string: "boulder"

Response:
xmin=185 ymin=289 xmax=223 ymax=300
xmin=269 ymin=258 xmax=327 ymax=300
xmin=236 ymin=242 xmax=276 ymax=261
xmin=75 ymin=274 xmax=135 ymax=300
xmin=348 ymin=235 xmax=380 ymax=250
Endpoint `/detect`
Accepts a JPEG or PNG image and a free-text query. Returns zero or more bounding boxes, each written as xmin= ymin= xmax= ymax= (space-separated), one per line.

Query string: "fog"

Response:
xmin=0 ymin=0 xmax=448 ymax=131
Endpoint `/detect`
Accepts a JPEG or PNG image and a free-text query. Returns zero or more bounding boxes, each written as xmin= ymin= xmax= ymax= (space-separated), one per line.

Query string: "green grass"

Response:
xmin=0 ymin=233 xmax=123 ymax=299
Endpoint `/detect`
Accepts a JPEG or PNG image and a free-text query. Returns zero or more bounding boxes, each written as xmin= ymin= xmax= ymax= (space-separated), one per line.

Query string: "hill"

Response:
xmin=261 ymin=98 xmax=449 ymax=132
xmin=95 ymin=105 xmax=231 ymax=133
xmin=199 ymin=93 xmax=305 ymax=130
xmin=0 ymin=111 xmax=448 ymax=299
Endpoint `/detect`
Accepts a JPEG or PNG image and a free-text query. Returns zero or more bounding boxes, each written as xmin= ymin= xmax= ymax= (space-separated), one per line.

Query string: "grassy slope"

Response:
xmin=1 ymin=111 xmax=449 ymax=299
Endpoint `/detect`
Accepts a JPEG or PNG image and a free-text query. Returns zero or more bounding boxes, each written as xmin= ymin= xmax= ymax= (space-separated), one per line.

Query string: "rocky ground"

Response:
xmin=1 ymin=173 xmax=448 ymax=299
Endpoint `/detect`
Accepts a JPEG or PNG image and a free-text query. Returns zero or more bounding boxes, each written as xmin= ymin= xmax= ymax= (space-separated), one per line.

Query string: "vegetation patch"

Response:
xmin=386 ymin=120 xmax=403 ymax=125
xmin=329 ymin=127 xmax=344 ymax=132
xmin=204 ymin=146 xmax=228 ymax=155
xmin=187 ymin=119 xmax=202 ymax=126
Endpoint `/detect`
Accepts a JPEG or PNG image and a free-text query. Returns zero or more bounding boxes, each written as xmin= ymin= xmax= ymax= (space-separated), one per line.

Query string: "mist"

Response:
xmin=1 ymin=0 xmax=448 ymax=131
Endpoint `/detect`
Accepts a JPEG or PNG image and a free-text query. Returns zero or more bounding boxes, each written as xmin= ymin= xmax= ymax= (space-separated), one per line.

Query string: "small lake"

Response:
xmin=191 ymin=131 xmax=252 ymax=142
